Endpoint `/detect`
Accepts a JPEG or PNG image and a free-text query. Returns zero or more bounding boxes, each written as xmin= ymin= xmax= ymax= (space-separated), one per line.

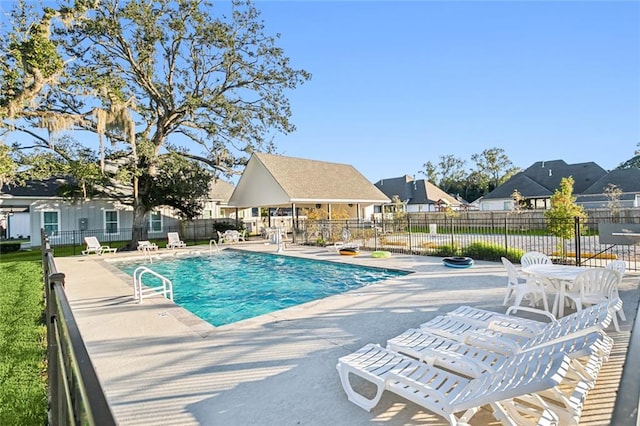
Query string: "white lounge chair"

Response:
xmin=417 ymin=300 xmax=615 ymax=355
xmin=388 ymin=328 xmax=612 ymax=387
xmin=167 ymin=232 xmax=186 ymax=249
xmin=137 ymin=240 xmax=159 ymax=252
xmin=82 ymin=236 xmax=117 ymax=255
xmin=337 ymin=343 xmax=569 ymax=425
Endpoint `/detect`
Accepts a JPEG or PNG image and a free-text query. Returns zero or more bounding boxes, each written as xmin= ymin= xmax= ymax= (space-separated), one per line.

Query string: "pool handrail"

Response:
xmin=209 ymin=239 xmax=221 ymax=254
xmin=133 ymin=266 xmax=173 ymax=304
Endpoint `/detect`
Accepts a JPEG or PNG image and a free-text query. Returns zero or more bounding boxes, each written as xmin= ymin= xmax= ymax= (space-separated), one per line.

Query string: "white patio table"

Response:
xmin=522 ymin=264 xmax=589 ymax=318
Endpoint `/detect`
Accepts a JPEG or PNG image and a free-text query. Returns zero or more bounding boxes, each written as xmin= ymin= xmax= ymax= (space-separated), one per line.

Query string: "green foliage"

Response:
xmin=0 ymin=144 xmax=17 ymax=187
xmin=544 ymin=176 xmax=587 ymax=258
xmin=2 ymin=0 xmax=310 ymax=242
xmin=616 ymin=142 xmax=640 ymax=169
xmin=430 ymin=243 xmax=461 ymax=257
xmin=0 ymin=243 xmax=22 ymax=254
xmin=462 ymin=242 xmax=523 ymax=262
xmin=0 ymin=261 xmax=48 ymax=425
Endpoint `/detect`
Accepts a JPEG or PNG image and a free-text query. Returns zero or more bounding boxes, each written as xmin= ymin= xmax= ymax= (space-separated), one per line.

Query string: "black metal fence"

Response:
xmin=47 ymin=219 xmax=238 ymax=255
xmin=297 ymin=216 xmax=640 ymax=270
xmin=42 ymin=229 xmax=116 ymax=425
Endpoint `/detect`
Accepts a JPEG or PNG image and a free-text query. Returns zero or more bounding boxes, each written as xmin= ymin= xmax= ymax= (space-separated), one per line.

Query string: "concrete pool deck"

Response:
xmin=56 ymin=242 xmax=639 ymax=425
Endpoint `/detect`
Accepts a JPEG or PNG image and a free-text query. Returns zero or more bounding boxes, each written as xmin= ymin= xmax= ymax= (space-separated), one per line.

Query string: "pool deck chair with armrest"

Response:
xmin=167 ymin=232 xmax=187 ymax=249
xmin=502 ymin=257 xmax=549 ymax=312
xmin=565 ymin=268 xmax=624 ymax=331
xmin=388 ymin=328 xmax=612 ymax=389
xmin=417 ymin=300 xmax=615 ymax=355
xmin=82 ymin=236 xmax=117 ymax=255
xmin=605 ymin=260 xmax=627 ymax=322
xmin=337 ymin=343 xmax=570 ymax=425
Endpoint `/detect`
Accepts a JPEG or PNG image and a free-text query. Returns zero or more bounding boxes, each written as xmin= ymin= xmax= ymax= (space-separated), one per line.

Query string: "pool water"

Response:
xmin=116 ymin=250 xmax=408 ymax=326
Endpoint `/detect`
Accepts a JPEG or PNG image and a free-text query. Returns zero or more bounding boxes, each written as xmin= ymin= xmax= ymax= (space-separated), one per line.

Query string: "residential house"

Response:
xmin=479 ymin=160 xmax=608 ymax=211
xmin=227 ymin=152 xmax=390 ymax=234
xmin=374 ymin=175 xmax=464 ymax=213
xmin=0 ymin=176 xmax=236 ymax=247
xmin=576 ymin=168 xmax=640 ymax=209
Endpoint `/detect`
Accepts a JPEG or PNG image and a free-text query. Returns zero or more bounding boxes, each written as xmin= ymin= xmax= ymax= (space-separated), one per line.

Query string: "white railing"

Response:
xmin=133 ymin=266 xmax=173 ymax=304
xmin=209 ymin=239 xmax=221 ymax=254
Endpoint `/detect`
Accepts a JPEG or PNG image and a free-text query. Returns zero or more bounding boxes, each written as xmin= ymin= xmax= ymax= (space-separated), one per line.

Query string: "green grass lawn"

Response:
xmin=0 ymin=261 xmax=48 ymax=425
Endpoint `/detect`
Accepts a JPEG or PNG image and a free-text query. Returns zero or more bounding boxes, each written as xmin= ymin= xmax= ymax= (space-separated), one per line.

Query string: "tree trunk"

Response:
xmin=131 ymin=200 xmax=149 ymax=249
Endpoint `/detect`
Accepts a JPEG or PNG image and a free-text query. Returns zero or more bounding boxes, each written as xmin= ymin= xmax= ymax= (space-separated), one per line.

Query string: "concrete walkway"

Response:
xmin=56 ymin=243 xmax=639 ymax=425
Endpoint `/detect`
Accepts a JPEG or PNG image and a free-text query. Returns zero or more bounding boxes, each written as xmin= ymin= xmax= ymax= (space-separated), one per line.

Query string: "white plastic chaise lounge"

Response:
xmin=386 ymin=331 xmax=610 ymax=425
xmin=414 ymin=300 xmax=616 ymax=354
xmin=82 ymin=236 xmax=117 ymax=255
xmin=337 ymin=344 xmax=570 ymax=425
xmin=166 ymin=232 xmax=186 ymax=249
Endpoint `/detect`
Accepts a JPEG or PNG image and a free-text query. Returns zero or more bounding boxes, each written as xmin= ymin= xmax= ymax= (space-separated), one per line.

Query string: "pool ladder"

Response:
xmin=209 ymin=239 xmax=221 ymax=254
xmin=133 ymin=266 xmax=173 ymax=304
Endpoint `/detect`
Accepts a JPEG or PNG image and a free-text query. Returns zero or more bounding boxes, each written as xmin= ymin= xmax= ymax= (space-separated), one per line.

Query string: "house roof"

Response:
xmin=483 ymin=160 xmax=607 ymax=200
xmin=208 ymin=180 xmax=235 ymax=202
xmin=228 ymin=153 xmax=390 ymax=207
xmin=0 ymin=176 xmax=68 ymax=198
xmin=374 ymin=175 xmax=461 ymax=206
xmin=580 ymin=168 xmax=640 ymax=195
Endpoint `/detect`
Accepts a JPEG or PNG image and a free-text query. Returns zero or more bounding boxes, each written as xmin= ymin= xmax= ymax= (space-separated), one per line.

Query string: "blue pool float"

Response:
xmin=442 ymin=257 xmax=474 ymax=268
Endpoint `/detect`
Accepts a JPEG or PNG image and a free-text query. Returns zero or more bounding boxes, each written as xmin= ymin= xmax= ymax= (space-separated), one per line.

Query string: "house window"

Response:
xmin=203 ymin=209 xmax=213 ymax=219
xmin=503 ymin=201 xmax=511 ymax=211
xmin=42 ymin=210 xmax=60 ymax=236
xmin=104 ymin=210 xmax=118 ymax=234
xmin=148 ymin=211 xmax=162 ymax=232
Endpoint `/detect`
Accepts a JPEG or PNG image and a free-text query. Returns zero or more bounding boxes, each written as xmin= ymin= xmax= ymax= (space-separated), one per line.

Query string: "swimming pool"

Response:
xmin=116 ymin=250 xmax=408 ymax=326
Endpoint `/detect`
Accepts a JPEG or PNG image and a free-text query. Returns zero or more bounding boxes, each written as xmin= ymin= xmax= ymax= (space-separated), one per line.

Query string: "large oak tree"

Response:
xmin=1 ymin=0 xmax=309 ymax=244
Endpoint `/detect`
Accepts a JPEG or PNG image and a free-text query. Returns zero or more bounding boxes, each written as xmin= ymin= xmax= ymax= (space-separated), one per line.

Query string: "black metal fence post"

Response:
xmin=575 ymin=216 xmax=582 ymax=266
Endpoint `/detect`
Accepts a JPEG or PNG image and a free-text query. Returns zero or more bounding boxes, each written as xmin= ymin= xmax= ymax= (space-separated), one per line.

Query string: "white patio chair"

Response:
xmin=501 ymin=257 xmax=549 ymax=312
xmin=565 ymin=268 xmax=623 ymax=331
xmin=82 ymin=236 xmax=117 ymax=255
xmin=337 ymin=343 xmax=569 ymax=425
xmin=521 ymin=251 xmax=553 ymax=267
xmin=166 ymin=232 xmax=186 ymax=249
xmin=606 ymin=260 xmax=626 ymax=321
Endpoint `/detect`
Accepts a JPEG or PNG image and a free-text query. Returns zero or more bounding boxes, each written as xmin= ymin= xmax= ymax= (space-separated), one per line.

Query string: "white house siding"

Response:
xmin=24 ymin=200 xmax=181 ymax=247
xmin=479 ymin=199 xmax=513 ymax=211
xmin=406 ymin=204 xmax=438 ymax=213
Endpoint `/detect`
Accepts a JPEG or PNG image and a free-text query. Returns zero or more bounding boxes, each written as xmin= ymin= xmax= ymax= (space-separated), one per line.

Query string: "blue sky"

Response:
xmin=1 ymin=1 xmax=638 ymax=184
xmin=253 ymin=1 xmax=640 ymax=182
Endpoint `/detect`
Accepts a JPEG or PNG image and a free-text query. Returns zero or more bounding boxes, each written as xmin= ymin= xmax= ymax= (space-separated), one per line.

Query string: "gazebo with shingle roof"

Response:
xmin=227 ymin=152 xmax=390 ymax=222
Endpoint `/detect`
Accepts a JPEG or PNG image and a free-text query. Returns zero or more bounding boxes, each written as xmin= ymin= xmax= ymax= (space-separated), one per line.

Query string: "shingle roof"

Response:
xmin=255 ymin=153 xmax=388 ymax=201
xmin=581 ymin=168 xmax=640 ymax=194
xmin=483 ymin=160 xmax=608 ymax=200
xmin=208 ymin=180 xmax=235 ymax=202
xmin=0 ymin=176 xmax=68 ymax=197
xmin=375 ymin=175 xmax=461 ymax=206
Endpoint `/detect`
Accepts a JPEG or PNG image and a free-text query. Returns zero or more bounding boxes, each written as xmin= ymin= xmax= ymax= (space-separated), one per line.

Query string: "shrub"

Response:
xmin=0 ymin=243 xmax=21 ymax=254
xmin=462 ymin=242 xmax=523 ymax=262
xmin=431 ymin=243 xmax=461 ymax=257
